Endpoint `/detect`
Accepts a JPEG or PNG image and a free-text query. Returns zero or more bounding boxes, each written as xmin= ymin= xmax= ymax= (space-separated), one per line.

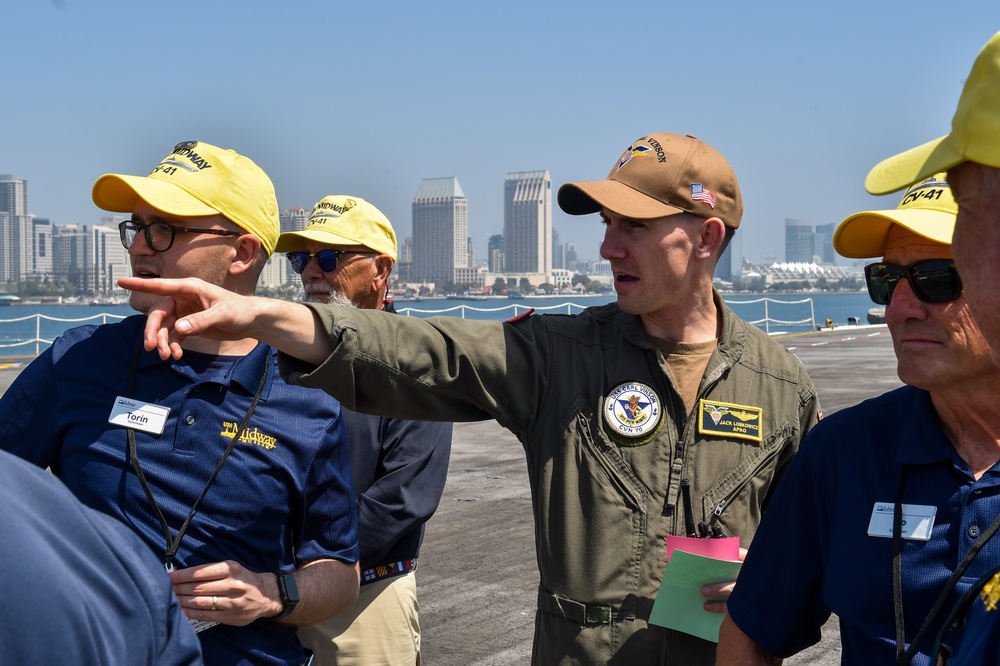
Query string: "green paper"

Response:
xmin=649 ymin=549 xmax=743 ymax=643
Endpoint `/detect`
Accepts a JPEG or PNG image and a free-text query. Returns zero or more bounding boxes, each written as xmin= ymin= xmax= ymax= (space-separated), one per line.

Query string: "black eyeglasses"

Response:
xmin=286 ymin=250 xmax=374 ymax=274
xmin=864 ymin=259 xmax=963 ymax=306
xmin=118 ymin=219 xmax=243 ymax=252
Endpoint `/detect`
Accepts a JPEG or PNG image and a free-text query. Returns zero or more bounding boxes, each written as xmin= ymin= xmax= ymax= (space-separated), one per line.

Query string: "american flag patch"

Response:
xmin=691 ymin=184 xmax=717 ymax=208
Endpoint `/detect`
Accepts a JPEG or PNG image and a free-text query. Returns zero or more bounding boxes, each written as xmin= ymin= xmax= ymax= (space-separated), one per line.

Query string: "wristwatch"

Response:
xmin=273 ymin=572 xmax=300 ymax=621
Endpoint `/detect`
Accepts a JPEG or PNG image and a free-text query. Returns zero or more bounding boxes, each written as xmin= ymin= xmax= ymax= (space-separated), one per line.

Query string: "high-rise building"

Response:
xmin=30 ymin=217 xmax=54 ymax=280
xmin=488 ymin=234 xmax=505 ymax=273
xmin=0 ymin=174 xmax=31 ymax=283
xmin=503 ymin=170 xmax=551 ymax=276
xmin=412 ymin=177 xmax=468 ymax=285
xmin=785 ymin=219 xmax=814 ymax=263
xmin=814 ymin=222 xmax=836 ymax=264
xmin=276 ymin=206 xmax=309 ymax=286
xmin=715 ymin=231 xmax=743 ymax=283
xmin=50 ymin=224 xmax=130 ymax=296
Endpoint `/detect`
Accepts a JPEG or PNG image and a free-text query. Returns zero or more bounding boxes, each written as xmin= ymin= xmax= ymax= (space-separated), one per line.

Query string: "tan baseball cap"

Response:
xmin=275 ymin=195 xmax=397 ymax=261
xmin=557 ymin=132 xmax=743 ymax=229
xmin=865 ymin=31 xmax=1000 ymax=194
xmin=92 ymin=141 xmax=280 ymax=255
xmin=834 ymin=174 xmax=956 ymax=258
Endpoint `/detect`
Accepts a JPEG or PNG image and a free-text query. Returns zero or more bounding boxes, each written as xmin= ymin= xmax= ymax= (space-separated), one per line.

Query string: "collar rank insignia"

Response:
xmin=698 ymin=399 xmax=762 ymax=443
xmin=604 ymin=381 xmax=663 ymax=446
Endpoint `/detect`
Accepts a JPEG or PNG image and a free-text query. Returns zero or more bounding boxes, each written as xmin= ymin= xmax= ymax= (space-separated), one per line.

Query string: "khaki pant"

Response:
xmin=299 ymin=571 xmax=420 ymax=666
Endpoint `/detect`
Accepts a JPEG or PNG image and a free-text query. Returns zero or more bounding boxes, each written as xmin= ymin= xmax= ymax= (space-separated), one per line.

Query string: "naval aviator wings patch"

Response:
xmin=603 ymin=381 xmax=663 ymax=446
xmin=698 ymin=399 xmax=763 ymax=443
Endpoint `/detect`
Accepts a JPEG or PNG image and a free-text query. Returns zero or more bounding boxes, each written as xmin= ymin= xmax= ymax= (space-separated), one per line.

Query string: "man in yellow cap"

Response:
xmin=278 ymin=196 xmax=453 ymax=666
xmin=120 ymin=132 xmax=821 ymax=666
xmin=0 ymin=141 xmax=361 ymax=665
xmin=717 ymin=177 xmax=1000 ymax=665
xmin=866 ymin=31 xmax=1000 ymax=363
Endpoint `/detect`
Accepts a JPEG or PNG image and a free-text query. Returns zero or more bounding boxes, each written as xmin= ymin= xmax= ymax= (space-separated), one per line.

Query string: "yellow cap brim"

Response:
xmin=833 ymin=208 xmax=956 ymax=258
xmin=92 ymin=173 xmax=220 ymax=218
xmin=275 ymin=228 xmax=375 ymax=253
xmin=864 ymin=135 xmax=964 ymax=195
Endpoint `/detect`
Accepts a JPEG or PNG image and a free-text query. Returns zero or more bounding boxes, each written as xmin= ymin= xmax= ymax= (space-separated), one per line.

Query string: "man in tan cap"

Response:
xmin=279 ymin=196 xmax=453 ymax=666
xmin=866 ymin=31 xmax=1000 ymax=362
xmin=0 ymin=141 xmax=361 ymax=665
xmin=121 ymin=132 xmax=820 ymax=666
xmin=718 ymin=176 xmax=1000 ymax=666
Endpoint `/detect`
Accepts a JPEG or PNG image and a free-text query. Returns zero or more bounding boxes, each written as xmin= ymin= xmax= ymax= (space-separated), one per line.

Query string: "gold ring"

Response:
xmin=211 ymin=595 xmax=218 ymax=611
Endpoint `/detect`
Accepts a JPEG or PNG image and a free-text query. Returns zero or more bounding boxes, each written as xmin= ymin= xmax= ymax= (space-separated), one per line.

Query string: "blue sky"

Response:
xmin=5 ymin=1 xmax=1000 ymax=265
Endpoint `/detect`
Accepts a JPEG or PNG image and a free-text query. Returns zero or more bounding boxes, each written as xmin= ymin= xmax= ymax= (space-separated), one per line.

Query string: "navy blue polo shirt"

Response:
xmin=0 ymin=448 xmax=203 ymax=665
xmin=727 ymin=386 xmax=1000 ymax=666
xmin=0 ymin=316 xmax=358 ymax=666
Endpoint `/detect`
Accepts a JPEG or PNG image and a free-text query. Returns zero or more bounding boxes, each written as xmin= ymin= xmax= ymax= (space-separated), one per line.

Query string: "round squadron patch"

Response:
xmin=604 ymin=381 xmax=663 ymax=446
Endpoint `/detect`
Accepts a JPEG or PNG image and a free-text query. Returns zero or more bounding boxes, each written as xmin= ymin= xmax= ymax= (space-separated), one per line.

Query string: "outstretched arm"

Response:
xmin=118 ymin=277 xmax=333 ymax=365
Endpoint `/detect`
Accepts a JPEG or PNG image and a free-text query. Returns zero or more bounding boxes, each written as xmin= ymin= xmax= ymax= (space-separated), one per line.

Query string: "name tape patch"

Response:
xmin=698 ymin=399 xmax=762 ymax=442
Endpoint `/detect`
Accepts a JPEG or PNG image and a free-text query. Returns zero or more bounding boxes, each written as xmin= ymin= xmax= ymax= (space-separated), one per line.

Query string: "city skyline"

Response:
xmin=6 ymin=3 xmax=1000 ymax=269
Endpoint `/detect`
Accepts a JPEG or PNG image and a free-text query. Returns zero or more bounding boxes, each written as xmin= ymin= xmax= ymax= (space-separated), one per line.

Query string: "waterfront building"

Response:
xmin=814 ymin=222 xmax=837 ymax=264
xmin=715 ymin=231 xmax=743 ymax=283
xmin=785 ymin=218 xmax=814 ymax=263
xmin=488 ymin=234 xmax=505 ymax=273
xmin=503 ymin=170 xmax=551 ymax=277
xmin=0 ymin=174 xmax=31 ymax=283
xmin=412 ymin=177 xmax=468 ymax=286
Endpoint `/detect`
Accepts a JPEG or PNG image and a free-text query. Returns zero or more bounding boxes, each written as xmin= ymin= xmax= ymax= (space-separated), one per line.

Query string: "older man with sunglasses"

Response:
xmin=717 ymin=175 xmax=1000 ymax=666
xmin=276 ymin=196 xmax=453 ymax=666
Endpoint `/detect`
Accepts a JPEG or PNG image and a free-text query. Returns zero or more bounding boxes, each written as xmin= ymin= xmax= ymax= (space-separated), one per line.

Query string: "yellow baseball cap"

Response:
xmin=834 ymin=174 xmax=956 ymax=258
xmin=557 ymin=132 xmax=744 ymax=229
xmin=275 ymin=195 xmax=397 ymax=261
xmin=865 ymin=31 xmax=1000 ymax=195
xmin=92 ymin=141 xmax=280 ymax=256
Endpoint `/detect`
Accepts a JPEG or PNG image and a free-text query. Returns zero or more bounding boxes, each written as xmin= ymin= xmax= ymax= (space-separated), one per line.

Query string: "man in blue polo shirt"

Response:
xmin=0 ymin=141 xmax=360 ymax=665
xmin=278 ymin=196 xmax=453 ymax=665
xmin=717 ymin=177 xmax=1000 ymax=665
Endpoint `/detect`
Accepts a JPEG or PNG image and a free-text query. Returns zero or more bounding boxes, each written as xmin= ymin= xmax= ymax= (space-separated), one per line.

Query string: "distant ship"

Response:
xmin=867 ymin=306 xmax=886 ymax=325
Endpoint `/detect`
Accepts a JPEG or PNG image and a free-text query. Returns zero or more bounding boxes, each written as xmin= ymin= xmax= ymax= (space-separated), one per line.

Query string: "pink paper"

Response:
xmin=666 ymin=535 xmax=740 ymax=562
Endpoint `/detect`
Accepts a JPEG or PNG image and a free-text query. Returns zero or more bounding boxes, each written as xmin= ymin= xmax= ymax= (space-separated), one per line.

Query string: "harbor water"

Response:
xmin=0 ymin=291 xmax=878 ymax=358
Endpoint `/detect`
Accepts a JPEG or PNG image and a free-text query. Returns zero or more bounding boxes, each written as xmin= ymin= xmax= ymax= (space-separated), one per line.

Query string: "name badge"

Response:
xmin=867 ymin=502 xmax=936 ymax=540
xmin=108 ymin=396 xmax=170 ymax=435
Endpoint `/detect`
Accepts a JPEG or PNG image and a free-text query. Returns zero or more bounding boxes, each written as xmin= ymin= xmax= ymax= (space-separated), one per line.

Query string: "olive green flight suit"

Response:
xmin=282 ymin=300 xmax=820 ymax=666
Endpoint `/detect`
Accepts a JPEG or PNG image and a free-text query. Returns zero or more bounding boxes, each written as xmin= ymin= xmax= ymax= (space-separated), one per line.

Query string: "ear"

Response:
xmin=229 ymin=234 xmax=263 ymax=276
xmin=694 ymin=217 xmax=727 ymax=261
xmin=372 ymin=255 xmax=394 ymax=289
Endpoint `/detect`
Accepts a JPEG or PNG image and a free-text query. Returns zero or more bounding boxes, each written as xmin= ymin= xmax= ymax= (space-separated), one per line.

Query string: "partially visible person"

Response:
xmin=120 ymin=132 xmax=821 ymax=666
xmin=280 ymin=195 xmax=453 ymax=666
xmin=864 ymin=31 xmax=1000 ymax=664
xmin=0 ymin=141 xmax=359 ymax=665
xmin=866 ymin=31 xmax=1000 ymax=359
xmin=0 ymin=448 xmax=203 ymax=665
xmin=718 ymin=176 xmax=1000 ymax=666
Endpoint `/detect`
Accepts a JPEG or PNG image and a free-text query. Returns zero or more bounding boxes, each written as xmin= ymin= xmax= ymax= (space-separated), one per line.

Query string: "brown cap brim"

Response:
xmin=558 ymin=180 xmax=685 ymax=219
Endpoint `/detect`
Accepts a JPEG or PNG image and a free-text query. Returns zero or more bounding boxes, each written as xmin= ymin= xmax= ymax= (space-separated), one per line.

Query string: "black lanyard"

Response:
xmin=892 ymin=467 xmax=1000 ymax=665
xmin=124 ymin=342 xmax=269 ymax=572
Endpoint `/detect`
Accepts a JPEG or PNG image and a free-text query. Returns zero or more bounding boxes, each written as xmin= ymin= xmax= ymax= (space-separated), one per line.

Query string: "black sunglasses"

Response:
xmin=286 ymin=250 xmax=374 ymax=274
xmin=119 ymin=219 xmax=242 ymax=252
xmin=864 ymin=259 xmax=963 ymax=306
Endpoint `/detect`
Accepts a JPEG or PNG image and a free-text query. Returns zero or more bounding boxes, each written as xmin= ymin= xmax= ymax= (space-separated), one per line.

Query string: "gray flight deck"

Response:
xmin=0 ymin=323 xmax=902 ymax=665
